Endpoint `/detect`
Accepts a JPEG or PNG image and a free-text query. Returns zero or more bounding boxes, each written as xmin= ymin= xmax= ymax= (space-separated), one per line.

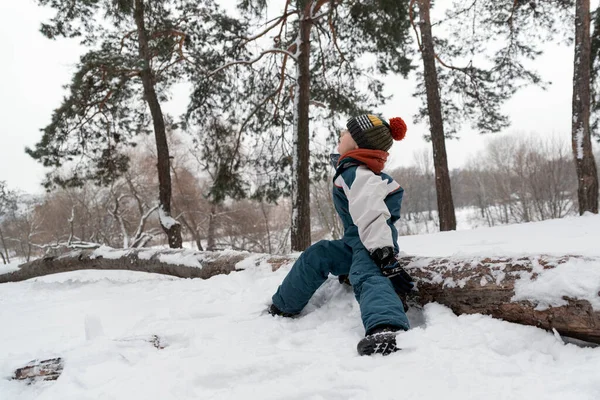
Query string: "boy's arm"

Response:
xmin=340 ymin=166 xmax=399 ymax=252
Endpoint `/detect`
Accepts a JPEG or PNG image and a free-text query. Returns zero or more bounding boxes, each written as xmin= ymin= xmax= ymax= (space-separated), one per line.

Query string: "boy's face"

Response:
xmin=338 ymin=129 xmax=358 ymax=155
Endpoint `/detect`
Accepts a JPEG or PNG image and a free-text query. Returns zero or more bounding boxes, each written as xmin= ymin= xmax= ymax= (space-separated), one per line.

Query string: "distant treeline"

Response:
xmin=2 ymin=133 xmax=597 ymax=263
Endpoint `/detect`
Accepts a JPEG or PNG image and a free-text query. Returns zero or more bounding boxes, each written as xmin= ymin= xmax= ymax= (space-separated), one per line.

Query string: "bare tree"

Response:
xmin=526 ymin=137 xmax=577 ymax=219
xmin=0 ymin=182 xmax=17 ymax=263
xmin=458 ymin=134 xmax=577 ymax=227
xmin=310 ymin=170 xmax=343 ymax=242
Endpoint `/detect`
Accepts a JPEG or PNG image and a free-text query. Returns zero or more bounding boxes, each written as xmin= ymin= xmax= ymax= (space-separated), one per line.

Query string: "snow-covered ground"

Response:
xmin=1 ymin=215 xmax=600 ymax=399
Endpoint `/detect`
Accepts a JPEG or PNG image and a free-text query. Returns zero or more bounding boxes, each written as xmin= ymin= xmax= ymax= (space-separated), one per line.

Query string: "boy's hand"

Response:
xmin=381 ymin=262 xmax=414 ymax=295
xmin=370 ymin=247 xmax=396 ymax=268
xmin=370 ymin=247 xmax=415 ymax=295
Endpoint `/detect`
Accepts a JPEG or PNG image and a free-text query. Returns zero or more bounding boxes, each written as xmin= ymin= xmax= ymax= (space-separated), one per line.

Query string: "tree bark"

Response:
xmin=572 ymin=0 xmax=599 ymax=214
xmin=133 ymin=0 xmax=183 ymax=248
xmin=207 ymin=202 xmax=217 ymax=251
xmin=12 ymin=358 xmax=63 ymax=383
xmin=407 ymin=254 xmax=600 ymax=344
xmin=416 ymin=0 xmax=457 ymax=231
xmin=3 ymin=250 xmax=599 ymax=344
xmin=0 ymin=248 xmax=258 ymax=283
xmin=0 ymin=227 xmax=9 ymax=263
xmin=290 ymin=1 xmax=313 ymax=252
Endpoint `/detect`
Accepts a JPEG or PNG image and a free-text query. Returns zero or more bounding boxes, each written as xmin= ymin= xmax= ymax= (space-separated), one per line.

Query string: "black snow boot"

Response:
xmin=357 ymin=325 xmax=400 ymax=356
xmin=267 ymin=304 xmax=297 ymax=318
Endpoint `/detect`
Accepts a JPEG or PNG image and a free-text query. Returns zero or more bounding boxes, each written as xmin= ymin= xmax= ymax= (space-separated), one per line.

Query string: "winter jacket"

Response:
xmin=271 ymin=151 xmax=410 ymax=332
xmin=332 ymin=153 xmax=404 ymax=254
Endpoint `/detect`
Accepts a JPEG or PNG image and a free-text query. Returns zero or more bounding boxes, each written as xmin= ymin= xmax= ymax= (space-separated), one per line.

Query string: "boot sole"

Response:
xmin=357 ymin=332 xmax=399 ymax=356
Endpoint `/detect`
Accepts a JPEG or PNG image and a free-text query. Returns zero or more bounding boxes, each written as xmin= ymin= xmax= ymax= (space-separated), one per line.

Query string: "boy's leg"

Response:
xmin=349 ymin=247 xmax=409 ymax=334
xmin=271 ymin=240 xmax=352 ymax=315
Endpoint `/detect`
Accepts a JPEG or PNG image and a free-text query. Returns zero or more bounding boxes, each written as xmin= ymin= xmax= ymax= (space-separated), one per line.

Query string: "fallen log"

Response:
xmin=0 ymin=247 xmax=286 ymax=284
xmin=12 ymin=358 xmax=63 ymax=383
xmin=404 ymin=254 xmax=600 ymax=344
xmin=11 ymin=336 xmax=166 ymax=384
xmin=1 ymin=247 xmax=599 ymax=344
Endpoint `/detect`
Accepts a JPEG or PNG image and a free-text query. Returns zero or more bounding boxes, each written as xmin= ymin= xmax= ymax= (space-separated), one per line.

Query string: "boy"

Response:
xmin=269 ymin=114 xmax=413 ymax=356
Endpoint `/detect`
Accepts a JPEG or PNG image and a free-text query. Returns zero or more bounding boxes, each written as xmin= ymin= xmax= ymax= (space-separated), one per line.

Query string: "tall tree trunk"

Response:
xmin=0 ymin=227 xmax=9 ymax=263
xmin=133 ymin=0 xmax=183 ymax=248
xmin=290 ymin=2 xmax=313 ymax=251
xmin=206 ymin=202 xmax=217 ymax=251
xmin=416 ymin=0 xmax=457 ymax=231
xmin=572 ymin=0 xmax=599 ymax=214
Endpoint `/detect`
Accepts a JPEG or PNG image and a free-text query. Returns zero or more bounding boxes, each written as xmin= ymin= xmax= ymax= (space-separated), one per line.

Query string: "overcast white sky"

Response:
xmin=0 ymin=1 xmax=596 ymax=194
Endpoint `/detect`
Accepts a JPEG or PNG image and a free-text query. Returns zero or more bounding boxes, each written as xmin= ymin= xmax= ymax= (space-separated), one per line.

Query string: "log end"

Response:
xmin=12 ymin=358 xmax=64 ymax=384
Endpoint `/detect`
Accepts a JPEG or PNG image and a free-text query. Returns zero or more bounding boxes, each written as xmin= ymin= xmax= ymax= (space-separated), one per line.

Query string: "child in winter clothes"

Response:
xmin=268 ymin=114 xmax=413 ymax=356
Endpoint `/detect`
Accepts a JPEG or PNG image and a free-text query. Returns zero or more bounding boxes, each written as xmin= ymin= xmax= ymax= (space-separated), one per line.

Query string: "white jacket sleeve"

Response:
xmin=340 ymin=166 xmax=396 ymax=251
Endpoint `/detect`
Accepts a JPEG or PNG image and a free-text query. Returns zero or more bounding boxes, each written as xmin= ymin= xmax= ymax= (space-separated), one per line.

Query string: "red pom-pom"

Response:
xmin=389 ymin=117 xmax=407 ymax=141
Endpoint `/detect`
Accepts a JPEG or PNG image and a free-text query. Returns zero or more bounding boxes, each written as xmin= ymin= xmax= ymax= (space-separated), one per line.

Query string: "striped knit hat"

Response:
xmin=346 ymin=114 xmax=407 ymax=152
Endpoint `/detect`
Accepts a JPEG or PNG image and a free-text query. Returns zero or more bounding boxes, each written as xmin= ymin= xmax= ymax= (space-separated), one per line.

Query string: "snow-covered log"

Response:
xmin=404 ymin=255 xmax=600 ymax=344
xmin=1 ymin=248 xmax=599 ymax=344
xmin=12 ymin=358 xmax=63 ymax=383
xmin=0 ymin=247 xmax=287 ymax=283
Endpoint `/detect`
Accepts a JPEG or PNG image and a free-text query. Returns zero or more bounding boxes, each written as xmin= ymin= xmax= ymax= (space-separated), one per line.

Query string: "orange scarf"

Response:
xmin=338 ymin=149 xmax=388 ymax=174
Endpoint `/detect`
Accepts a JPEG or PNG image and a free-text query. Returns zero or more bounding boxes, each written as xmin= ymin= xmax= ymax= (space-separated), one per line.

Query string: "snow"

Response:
xmin=512 ymin=257 xmax=600 ymax=311
xmin=158 ymin=205 xmax=178 ymax=229
xmin=0 ymin=260 xmax=19 ymax=275
xmin=158 ymin=250 xmax=203 ymax=268
xmin=398 ymin=214 xmax=600 ymax=310
xmin=2 ymin=215 xmax=600 ymax=399
xmin=234 ymin=252 xmax=282 ymax=271
xmin=138 ymin=249 xmax=159 ymax=260
xmin=92 ymin=245 xmax=131 ymax=259
xmin=399 ymin=212 xmax=600 ymax=258
xmin=575 ymin=127 xmax=584 ymax=159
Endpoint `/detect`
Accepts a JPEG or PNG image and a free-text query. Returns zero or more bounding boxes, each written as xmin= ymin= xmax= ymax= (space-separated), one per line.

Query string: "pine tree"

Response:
xmin=573 ymin=0 xmax=599 ymax=214
xmin=189 ymin=0 xmax=412 ymax=251
xmin=409 ymin=0 xmax=573 ymax=231
xmin=26 ymin=0 xmax=246 ymax=248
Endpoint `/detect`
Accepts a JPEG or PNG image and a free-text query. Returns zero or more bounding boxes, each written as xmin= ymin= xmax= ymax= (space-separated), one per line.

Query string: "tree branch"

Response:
xmin=130 ymin=205 xmax=159 ymax=248
xmin=208 ymin=48 xmax=298 ymax=77
xmin=411 ymin=0 xmax=471 ymax=72
xmin=242 ymin=5 xmax=298 ymax=44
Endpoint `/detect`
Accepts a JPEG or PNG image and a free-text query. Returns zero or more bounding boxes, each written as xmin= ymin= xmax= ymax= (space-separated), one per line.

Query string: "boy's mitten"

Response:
xmin=370 ymin=247 xmax=415 ymax=296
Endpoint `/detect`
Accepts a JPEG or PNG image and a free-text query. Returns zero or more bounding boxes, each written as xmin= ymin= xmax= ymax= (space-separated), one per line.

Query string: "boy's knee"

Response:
xmin=313 ymin=240 xmax=333 ymax=253
xmin=349 ymin=268 xmax=387 ymax=298
xmin=296 ymin=240 xmax=335 ymax=275
xmin=299 ymin=240 xmax=329 ymax=259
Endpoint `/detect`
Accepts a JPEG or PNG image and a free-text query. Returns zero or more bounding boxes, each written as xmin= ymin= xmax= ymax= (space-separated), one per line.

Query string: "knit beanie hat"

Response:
xmin=346 ymin=114 xmax=407 ymax=152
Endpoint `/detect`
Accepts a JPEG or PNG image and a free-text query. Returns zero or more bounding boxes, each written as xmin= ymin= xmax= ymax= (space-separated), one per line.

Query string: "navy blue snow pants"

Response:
xmin=272 ymin=239 xmax=409 ymax=333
